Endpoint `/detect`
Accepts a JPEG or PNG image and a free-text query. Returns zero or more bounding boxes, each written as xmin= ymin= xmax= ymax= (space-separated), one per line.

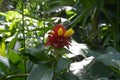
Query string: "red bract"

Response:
xmin=45 ymin=24 xmax=74 ymax=48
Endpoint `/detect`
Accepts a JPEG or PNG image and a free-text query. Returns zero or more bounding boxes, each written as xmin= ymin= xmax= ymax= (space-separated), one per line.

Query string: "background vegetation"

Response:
xmin=0 ymin=0 xmax=120 ymax=80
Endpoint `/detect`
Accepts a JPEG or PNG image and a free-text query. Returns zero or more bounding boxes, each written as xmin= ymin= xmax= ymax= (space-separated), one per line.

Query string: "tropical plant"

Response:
xmin=79 ymin=47 xmax=120 ymax=80
xmin=70 ymin=0 xmax=120 ymax=51
xmin=0 ymin=0 xmax=120 ymax=80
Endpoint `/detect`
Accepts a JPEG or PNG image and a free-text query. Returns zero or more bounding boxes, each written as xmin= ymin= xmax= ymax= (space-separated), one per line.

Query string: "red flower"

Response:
xmin=45 ymin=24 xmax=74 ymax=48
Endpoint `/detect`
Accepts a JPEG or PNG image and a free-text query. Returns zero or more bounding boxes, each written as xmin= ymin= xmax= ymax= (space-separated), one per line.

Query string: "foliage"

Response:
xmin=79 ymin=47 xmax=120 ymax=79
xmin=71 ymin=0 xmax=120 ymax=50
xmin=0 ymin=0 xmax=120 ymax=80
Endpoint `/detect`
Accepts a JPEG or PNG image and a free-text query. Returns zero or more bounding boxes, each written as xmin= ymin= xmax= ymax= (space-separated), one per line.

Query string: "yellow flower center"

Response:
xmin=64 ymin=29 xmax=74 ymax=37
xmin=58 ymin=28 xmax=63 ymax=36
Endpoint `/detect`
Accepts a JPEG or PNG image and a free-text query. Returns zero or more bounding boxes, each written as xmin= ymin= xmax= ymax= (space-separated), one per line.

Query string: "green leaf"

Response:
xmin=0 ymin=56 xmax=10 ymax=68
xmin=87 ymin=49 xmax=101 ymax=57
xmin=0 ymin=30 xmax=12 ymax=32
xmin=0 ymin=37 xmax=6 ymax=57
xmin=56 ymin=58 xmax=72 ymax=72
xmin=106 ymin=46 xmax=119 ymax=54
xmin=0 ymin=12 xmax=7 ymax=17
xmin=95 ymin=47 xmax=120 ymax=75
xmin=0 ymin=56 xmax=10 ymax=78
xmin=7 ymin=51 xmax=25 ymax=73
xmin=28 ymin=64 xmax=53 ymax=80
xmin=67 ymin=8 xmax=88 ymax=28
xmin=60 ymin=73 xmax=79 ymax=80
xmin=102 ymin=35 xmax=110 ymax=47
xmin=97 ymin=53 xmax=120 ymax=70
xmin=8 ymin=37 xmax=17 ymax=50
xmin=85 ymin=47 xmax=120 ymax=77
xmin=6 ymin=11 xmax=21 ymax=21
xmin=86 ymin=61 xmax=112 ymax=78
xmin=27 ymin=43 xmax=49 ymax=62
xmin=8 ymin=51 xmax=21 ymax=63
xmin=66 ymin=10 xmax=75 ymax=15
xmin=8 ymin=32 xmax=18 ymax=50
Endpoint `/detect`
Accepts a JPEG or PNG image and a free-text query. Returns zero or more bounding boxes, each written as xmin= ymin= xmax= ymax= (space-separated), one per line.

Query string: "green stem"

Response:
xmin=0 ymin=73 xmax=29 ymax=80
xmin=54 ymin=49 xmax=61 ymax=67
xmin=43 ymin=0 xmax=47 ymax=44
xmin=7 ymin=74 xmax=29 ymax=79
xmin=21 ymin=0 xmax=27 ymax=80
xmin=21 ymin=0 xmax=25 ymax=48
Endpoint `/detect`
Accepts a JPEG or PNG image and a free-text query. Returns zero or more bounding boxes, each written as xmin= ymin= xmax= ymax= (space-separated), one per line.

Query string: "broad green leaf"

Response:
xmin=7 ymin=50 xmax=26 ymax=73
xmin=85 ymin=61 xmax=113 ymax=78
xmin=8 ymin=51 xmax=21 ymax=63
xmin=106 ymin=46 xmax=119 ymax=54
xmin=60 ymin=73 xmax=79 ymax=80
xmin=27 ymin=43 xmax=49 ymax=61
xmin=28 ymin=64 xmax=53 ymax=80
xmin=97 ymin=53 xmax=120 ymax=70
xmin=85 ymin=47 xmax=120 ymax=78
xmin=56 ymin=58 xmax=72 ymax=72
xmin=87 ymin=49 xmax=101 ymax=57
xmin=96 ymin=47 xmax=120 ymax=75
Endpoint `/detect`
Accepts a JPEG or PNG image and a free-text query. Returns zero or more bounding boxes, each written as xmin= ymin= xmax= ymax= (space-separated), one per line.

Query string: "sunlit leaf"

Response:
xmin=8 ymin=32 xmax=18 ymax=50
xmin=0 ymin=37 xmax=6 ymax=57
xmin=0 ymin=12 xmax=7 ymax=17
xmin=66 ymin=10 xmax=75 ymax=15
xmin=8 ymin=51 xmax=21 ymax=63
xmin=6 ymin=11 xmax=21 ymax=21
xmin=0 ymin=30 xmax=12 ymax=32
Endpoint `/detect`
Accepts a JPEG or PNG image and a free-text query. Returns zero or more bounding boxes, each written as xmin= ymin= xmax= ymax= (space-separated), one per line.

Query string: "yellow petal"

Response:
xmin=64 ymin=29 xmax=74 ymax=37
xmin=58 ymin=28 xmax=63 ymax=36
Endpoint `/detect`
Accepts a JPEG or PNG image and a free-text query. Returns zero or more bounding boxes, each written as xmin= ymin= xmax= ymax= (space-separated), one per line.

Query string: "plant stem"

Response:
xmin=21 ymin=0 xmax=27 ymax=80
xmin=7 ymin=74 xmax=29 ymax=80
xmin=54 ymin=49 xmax=61 ymax=67
xmin=21 ymin=0 xmax=25 ymax=49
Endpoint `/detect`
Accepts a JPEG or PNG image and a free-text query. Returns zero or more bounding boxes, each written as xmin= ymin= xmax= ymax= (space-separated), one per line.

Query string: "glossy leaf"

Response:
xmin=27 ymin=43 xmax=49 ymax=61
xmin=97 ymin=52 xmax=120 ymax=71
xmin=87 ymin=49 xmax=101 ymax=57
xmin=56 ymin=58 xmax=72 ymax=72
xmin=28 ymin=64 xmax=53 ymax=80
xmin=60 ymin=73 xmax=79 ymax=80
